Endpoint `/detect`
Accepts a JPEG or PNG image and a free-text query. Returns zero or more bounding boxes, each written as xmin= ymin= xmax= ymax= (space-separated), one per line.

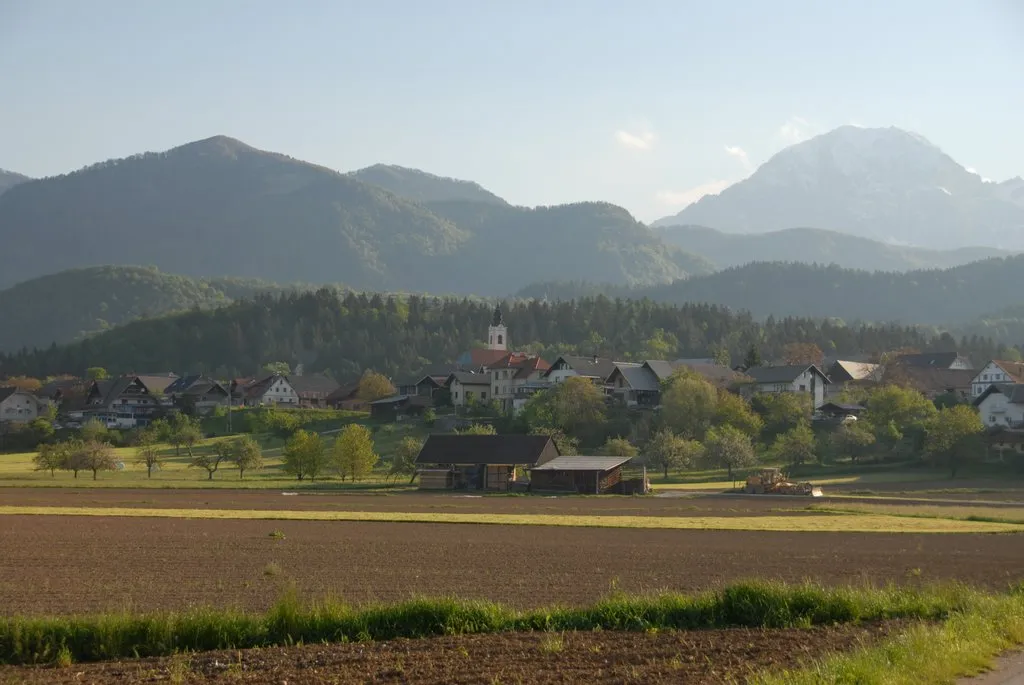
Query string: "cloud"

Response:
xmin=724 ymin=145 xmax=753 ymax=171
xmin=615 ymin=129 xmax=656 ymax=150
xmin=778 ymin=116 xmax=813 ymax=144
xmin=656 ymin=180 xmax=731 ymax=207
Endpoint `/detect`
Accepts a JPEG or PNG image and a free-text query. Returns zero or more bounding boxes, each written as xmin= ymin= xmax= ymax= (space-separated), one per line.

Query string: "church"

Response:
xmin=454 ymin=305 xmax=515 ymax=370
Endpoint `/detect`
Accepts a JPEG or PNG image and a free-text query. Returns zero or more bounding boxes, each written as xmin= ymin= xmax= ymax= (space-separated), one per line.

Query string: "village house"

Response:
xmin=82 ymin=374 xmax=178 ymax=428
xmin=395 ymin=375 xmax=447 ymax=400
xmin=742 ymin=365 xmax=830 ymax=408
xmin=446 ymin=371 xmax=491 ymax=408
xmin=415 ymin=434 xmax=559 ymax=491
xmin=325 ymin=382 xmax=367 ymax=411
xmin=895 ymin=352 xmax=974 ymax=370
xmin=164 ymin=375 xmax=230 ymax=415
xmin=974 ymin=383 xmax=1024 ymax=428
xmin=369 ymin=394 xmax=430 ymax=421
xmin=883 ymin=365 xmax=974 ymax=401
xmin=0 ymin=387 xmax=44 ymax=424
xmin=825 ymin=360 xmax=881 ymax=397
xmin=544 ymin=355 xmax=619 ymax=386
xmin=487 ymin=353 xmax=551 ymax=413
xmin=606 ymin=362 xmax=658 ymax=407
xmin=287 ymin=373 xmax=341 ymax=408
xmin=242 ymin=374 xmax=298 ymax=407
xmin=969 ymin=360 xmax=1024 ymax=399
xmin=454 ymin=305 xmax=515 ymax=370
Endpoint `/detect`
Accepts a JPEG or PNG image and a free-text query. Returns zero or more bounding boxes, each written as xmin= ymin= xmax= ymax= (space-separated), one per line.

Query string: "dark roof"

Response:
xmin=89 ymin=377 xmax=138 ymax=408
xmin=745 ymin=365 xmax=830 ymax=384
xmin=244 ymin=374 xmax=287 ymax=398
xmin=818 ymin=402 xmax=866 ymax=414
xmin=896 ymin=352 xmax=972 ymax=370
xmin=643 ymin=360 xmax=682 ymax=381
xmin=530 ymin=455 xmax=633 ymax=472
xmin=287 ymin=374 xmax=340 ymax=396
xmin=886 ymin=367 xmax=973 ymax=394
xmin=460 ymin=348 xmax=512 ymax=369
xmin=164 ymin=375 xmax=203 ymax=395
xmin=974 ymin=383 xmax=1024 ymax=406
xmin=447 ymin=371 xmax=491 ymax=386
xmin=684 ymin=364 xmax=752 ymax=388
xmin=416 ymin=434 xmax=558 ymax=466
xmin=37 ymin=378 xmax=82 ymax=397
xmin=545 ymin=356 xmax=618 ymax=381
xmin=0 ymin=386 xmax=21 ymax=403
xmin=370 ymin=394 xmax=410 ymax=405
xmin=610 ymin=364 xmax=660 ymax=391
xmin=327 ymin=381 xmax=361 ymax=402
xmin=182 ymin=381 xmax=228 ymax=398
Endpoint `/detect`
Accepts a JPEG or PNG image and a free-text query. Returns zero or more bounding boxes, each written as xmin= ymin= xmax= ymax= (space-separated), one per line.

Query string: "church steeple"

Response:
xmin=487 ymin=304 xmax=507 ymax=351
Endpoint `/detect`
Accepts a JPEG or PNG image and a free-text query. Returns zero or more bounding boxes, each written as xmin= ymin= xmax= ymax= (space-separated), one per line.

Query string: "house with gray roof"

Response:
xmin=0 ymin=387 xmax=43 ymax=425
xmin=742 ymin=365 xmax=830 ymax=408
xmin=606 ymin=363 xmax=660 ymax=407
xmin=974 ymin=383 xmax=1024 ymax=428
xmin=445 ymin=371 xmax=492 ymax=408
xmin=544 ymin=356 xmax=619 ymax=385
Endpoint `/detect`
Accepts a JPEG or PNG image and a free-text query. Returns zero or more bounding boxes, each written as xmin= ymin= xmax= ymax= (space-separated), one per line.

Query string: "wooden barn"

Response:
xmin=529 ymin=455 xmax=634 ymax=494
xmin=415 ymin=434 xmax=559 ymax=492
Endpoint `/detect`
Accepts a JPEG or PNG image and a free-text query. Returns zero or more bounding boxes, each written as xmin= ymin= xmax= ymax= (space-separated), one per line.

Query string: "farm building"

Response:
xmin=529 ymin=455 xmax=636 ymax=494
xmin=415 ymin=434 xmax=559 ymax=492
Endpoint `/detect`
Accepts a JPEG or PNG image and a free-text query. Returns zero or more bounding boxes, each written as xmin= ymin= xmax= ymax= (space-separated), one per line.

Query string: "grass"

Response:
xmin=0 ymin=581 xmax=1007 ymax=666
xmin=651 ymin=471 xmax=946 ymax=492
xmin=756 ymin=587 xmax=1024 ymax=684
xmin=0 ymin=505 xmax=1021 ymax=533
xmin=809 ymin=502 xmax=1024 ymax=525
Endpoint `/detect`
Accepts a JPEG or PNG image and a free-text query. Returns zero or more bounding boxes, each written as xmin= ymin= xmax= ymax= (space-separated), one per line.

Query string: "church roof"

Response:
xmin=491 ymin=304 xmax=505 ymax=327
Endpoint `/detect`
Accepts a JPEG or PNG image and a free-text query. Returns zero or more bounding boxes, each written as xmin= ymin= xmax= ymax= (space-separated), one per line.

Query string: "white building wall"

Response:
xmin=971 ymin=362 xmax=1017 ymax=398
xmin=0 ymin=393 xmax=40 ymax=423
xmin=977 ymin=391 xmax=1024 ymax=427
xmin=260 ymin=378 xmax=298 ymax=405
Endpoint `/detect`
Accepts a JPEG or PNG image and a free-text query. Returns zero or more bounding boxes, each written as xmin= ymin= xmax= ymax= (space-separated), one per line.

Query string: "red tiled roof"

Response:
xmin=467 ymin=349 xmax=511 ymax=368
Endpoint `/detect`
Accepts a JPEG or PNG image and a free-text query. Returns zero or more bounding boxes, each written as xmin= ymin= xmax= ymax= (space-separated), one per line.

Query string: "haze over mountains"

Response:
xmin=654 ymin=126 xmax=1024 ymax=250
xmin=0 ymin=136 xmax=708 ymax=294
xmin=0 ymin=169 xmax=30 ymax=196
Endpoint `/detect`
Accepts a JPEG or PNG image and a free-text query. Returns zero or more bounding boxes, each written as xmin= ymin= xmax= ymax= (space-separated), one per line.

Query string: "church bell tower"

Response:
xmin=487 ymin=304 xmax=508 ymax=351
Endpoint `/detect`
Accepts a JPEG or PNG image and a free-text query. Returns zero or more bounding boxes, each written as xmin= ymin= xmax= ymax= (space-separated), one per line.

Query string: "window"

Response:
xmin=799 ymin=384 xmax=807 ymax=392
xmin=497 ymin=334 xmax=503 ymax=345
xmin=481 ymin=392 xmax=487 ymax=400
xmin=984 ymin=374 xmax=989 ymax=381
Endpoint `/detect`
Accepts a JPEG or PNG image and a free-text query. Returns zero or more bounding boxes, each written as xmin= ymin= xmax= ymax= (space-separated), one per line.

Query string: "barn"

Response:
xmin=415 ymin=434 xmax=559 ymax=492
xmin=529 ymin=455 xmax=635 ymax=494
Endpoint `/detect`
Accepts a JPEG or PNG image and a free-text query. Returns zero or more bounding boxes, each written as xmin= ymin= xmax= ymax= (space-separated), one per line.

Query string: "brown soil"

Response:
xmin=0 ymin=515 xmax=1021 ymax=616
xmin=0 ymin=623 xmax=902 ymax=684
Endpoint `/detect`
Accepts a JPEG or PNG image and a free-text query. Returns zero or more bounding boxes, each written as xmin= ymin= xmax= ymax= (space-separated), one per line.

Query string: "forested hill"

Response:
xmin=0 ymin=169 xmax=29 ymax=195
xmin=0 ymin=266 xmax=307 ymax=353
xmin=349 ymin=164 xmax=507 ymax=205
xmin=0 ymin=136 xmax=706 ymax=293
xmin=656 ymin=225 xmax=1009 ymax=272
xmin=619 ymin=255 xmax=1024 ymax=326
xmin=1 ymin=290 xmax=1011 ymax=382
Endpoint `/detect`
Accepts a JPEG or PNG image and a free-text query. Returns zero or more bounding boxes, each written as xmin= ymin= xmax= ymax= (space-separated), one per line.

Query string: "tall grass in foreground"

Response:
xmin=0 ymin=581 xmax=988 ymax=665
xmin=756 ymin=586 xmax=1024 ymax=684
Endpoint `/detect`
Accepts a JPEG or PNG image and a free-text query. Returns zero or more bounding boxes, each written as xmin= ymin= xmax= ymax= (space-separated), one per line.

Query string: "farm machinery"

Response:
xmin=744 ymin=468 xmax=823 ymax=497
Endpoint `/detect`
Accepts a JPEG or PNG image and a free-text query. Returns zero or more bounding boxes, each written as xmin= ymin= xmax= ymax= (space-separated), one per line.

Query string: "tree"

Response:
xmin=643 ymin=328 xmax=678 ymax=360
xmin=333 ymin=424 xmax=379 ymax=481
xmin=660 ymin=369 xmax=717 ymax=440
xmin=925 ymin=405 xmax=985 ymax=478
xmin=26 ymin=417 xmax=55 ymax=447
xmin=600 ymin=437 xmax=638 ymax=458
xmin=530 ymin=427 xmax=579 ymax=455
xmin=743 ymin=345 xmax=763 ymax=369
xmin=865 ymin=385 xmax=937 ymax=449
xmin=713 ymin=390 xmax=764 ymax=438
xmin=781 ymin=342 xmax=825 ymax=367
xmin=705 ymin=425 xmax=757 ymax=480
xmin=190 ymin=441 xmax=230 ymax=480
xmin=831 ymin=421 xmax=877 ymax=464
xmin=86 ymin=367 xmax=109 ymax=381
xmin=80 ymin=418 xmax=109 ymax=444
xmin=770 ymin=421 xmax=817 ymax=467
xmin=58 ymin=439 xmax=86 ymax=478
xmin=4 ymin=376 xmax=42 ymax=392
xmin=390 ymin=436 xmax=423 ymax=483
xmin=645 ymin=428 xmax=703 ymax=478
xmin=548 ymin=376 xmax=606 ymax=437
xmin=167 ymin=413 xmax=202 ymax=457
xmin=33 ymin=442 xmax=68 ymax=477
xmin=282 ymin=429 xmax=328 ymax=481
xmin=357 ymin=370 xmax=396 ymax=402
xmin=230 ymin=435 xmax=264 ymax=479
xmin=74 ymin=440 xmax=117 ymax=480
xmin=753 ymin=393 xmax=810 ymax=440
xmin=134 ymin=438 xmax=163 ymax=478
xmin=457 ymin=423 xmax=497 ymax=435
xmin=262 ymin=361 xmax=291 ymax=375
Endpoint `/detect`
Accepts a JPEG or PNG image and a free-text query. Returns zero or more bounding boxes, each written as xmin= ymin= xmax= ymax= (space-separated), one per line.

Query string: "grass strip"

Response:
xmin=755 ymin=587 xmax=1024 ymax=684
xmin=809 ymin=502 xmax=1024 ymax=526
xmin=0 ymin=505 xmax=1020 ymax=533
xmin=0 ymin=582 xmax=986 ymax=666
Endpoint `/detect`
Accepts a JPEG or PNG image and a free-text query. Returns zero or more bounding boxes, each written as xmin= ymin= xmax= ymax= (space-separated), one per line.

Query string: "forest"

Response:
xmin=0 ymin=289 xmax=1014 ymax=383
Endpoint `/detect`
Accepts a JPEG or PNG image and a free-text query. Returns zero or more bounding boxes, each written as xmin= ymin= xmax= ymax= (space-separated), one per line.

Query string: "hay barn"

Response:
xmin=415 ymin=434 xmax=559 ymax=491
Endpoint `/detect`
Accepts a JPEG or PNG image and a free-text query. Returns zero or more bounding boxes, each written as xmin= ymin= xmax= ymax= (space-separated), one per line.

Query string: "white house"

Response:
xmin=742 ymin=365 xmax=830 ymax=408
xmin=544 ymin=356 xmax=619 ymax=385
xmin=974 ymin=384 xmax=1024 ymax=428
xmin=0 ymin=387 xmax=43 ymax=424
xmin=243 ymin=374 xmax=298 ymax=406
xmin=486 ymin=353 xmax=551 ymax=413
xmin=970 ymin=360 xmax=1024 ymax=399
xmin=446 ymin=371 xmax=492 ymax=408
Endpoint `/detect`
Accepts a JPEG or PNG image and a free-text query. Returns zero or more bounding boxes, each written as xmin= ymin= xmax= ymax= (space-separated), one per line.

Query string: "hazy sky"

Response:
xmin=2 ymin=0 xmax=1022 ymax=221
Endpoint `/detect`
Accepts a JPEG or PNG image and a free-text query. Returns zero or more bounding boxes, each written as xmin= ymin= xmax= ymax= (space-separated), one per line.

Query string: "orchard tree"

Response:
xmin=230 ymin=435 xmax=264 ymax=479
xmin=831 ymin=421 xmax=876 ymax=464
xmin=646 ymin=428 xmax=703 ymax=478
xmin=781 ymin=343 xmax=825 ymax=367
xmin=865 ymin=385 xmax=937 ymax=447
xmin=753 ymin=392 xmax=810 ymax=440
xmin=548 ymin=376 xmax=606 ymax=438
xmin=530 ymin=427 xmax=579 ymax=455
xmin=332 ymin=424 xmax=379 ymax=481
xmin=282 ymin=429 xmax=328 ymax=481
xmin=600 ymin=437 xmax=638 ymax=458
xmin=713 ymin=390 xmax=764 ymax=438
xmin=86 ymin=367 xmax=109 ymax=381
xmin=357 ymin=371 xmax=396 ymax=402
xmin=390 ymin=436 xmax=423 ymax=483
xmin=75 ymin=440 xmax=117 ymax=480
xmin=33 ymin=443 xmax=69 ymax=477
xmin=770 ymin=421 xmax=817 ymax=467
xmin=135 ymin=439 xmax=163 ymax=478
xmin=925 ymin=405 xmax=985 ymax=478
xmin=660 ymin=369 xmax=717 ymax=440
xmin=705 ymin=425 xmax=757 ymax=480
xmin=80 ymin=418 xmax=110 ymax=444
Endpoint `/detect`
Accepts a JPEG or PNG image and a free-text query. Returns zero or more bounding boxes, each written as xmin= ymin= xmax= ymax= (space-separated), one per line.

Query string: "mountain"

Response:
xmin=0 ymin=169 xmax=30 ymax=196
xmin=652 ymin=126 xmax=1024 ymax=249
xmin=632 ymin=255 xmax=1024 ymax=326
xmin=656 ymin=225 xmax=1010 ymax=272
xmin=4 ymin=289 xmax=1004 ymax=383
xmin=0 ymin=136 xmax=705 ymax=294
xmin=350 ymin=164 xmax=507 ymax=205
xmin=0 ymin=266 xmax=303 ymax=352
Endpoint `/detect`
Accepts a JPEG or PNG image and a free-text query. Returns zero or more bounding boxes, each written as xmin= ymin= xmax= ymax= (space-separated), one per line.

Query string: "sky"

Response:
xmin=1 ymin=0 xmax=1023 ymax=221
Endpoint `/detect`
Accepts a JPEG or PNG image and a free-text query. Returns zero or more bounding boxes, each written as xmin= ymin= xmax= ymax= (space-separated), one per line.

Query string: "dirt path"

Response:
xmin=961 ymin=650 xmax=1024 ymax=684
xmin=0 ymin=623 xmax=901 ymax=684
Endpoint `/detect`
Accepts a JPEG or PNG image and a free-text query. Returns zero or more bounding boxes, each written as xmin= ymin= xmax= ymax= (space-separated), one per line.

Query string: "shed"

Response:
xmin=530 ymin=455 xmax=634 ymax=494
xmin=415 ymin=434 xmax=559 ymax=491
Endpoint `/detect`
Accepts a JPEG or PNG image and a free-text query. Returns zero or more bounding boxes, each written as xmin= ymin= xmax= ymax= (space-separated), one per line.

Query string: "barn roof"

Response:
xmin=530 ymin=455 xmax=633 ymax=472
xmin=415 ymin=434 xmax=557 ymax=466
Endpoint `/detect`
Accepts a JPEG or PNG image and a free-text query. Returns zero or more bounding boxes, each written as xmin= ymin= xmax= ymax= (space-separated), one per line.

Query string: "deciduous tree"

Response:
xmin=457 ymin=423 xmax=497 ymax=435
xmin=189 ymin=441 xmax=230 ymax=480
xmin=600 ymin=437 xmax=638 ymax=458
xmin=645 ymin=428 xmax=703 ymax=478
xmin=925 ymin=405 xmax=985 ymax=478
xmin=390 ymin=436 xmax=423 ymax=483
xmin=80 ymin=418 xmax=109 ymax=444
xmin=74 ymin=440 xmax=117 ymax=480
xmin=831 ymin=421 xmax=876 ymax=464
xmin=705 ymin=425 xmax=757 ymax=480
xmin=86 ymin=367 xmax=109 ymax=381
xmin=548 ymin=376 xmax=606 ymax=437
xmin=357 ymin=370 xmax=396 ymax=402
xmin=660 ymin=369 xmax=717 ymax=440
xmin=713 ymin=390 xmax=764 ymax=438
xmin=33 ymin=442 xmax=68 ymax=477
xmin=135 ymin=437 xmax=163 ymax=478
xmin=770 ymin=421 xmax=817 ymax=467
xmin=282 ymin=429 xmax=328 ymax=482
xmin=230 ymin=435 xmax=264 ymax=480
xmin=333 ymin=424 xmax=379 ymax=481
